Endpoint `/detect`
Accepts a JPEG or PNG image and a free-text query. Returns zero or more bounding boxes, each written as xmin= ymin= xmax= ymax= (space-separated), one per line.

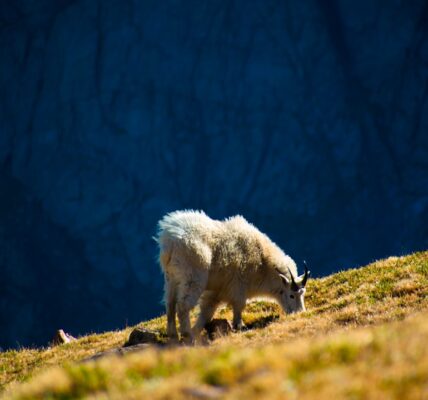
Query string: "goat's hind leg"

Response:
xmin=165 ymin=276 xmax=178 ymax=340
xmin=176 ymin=271 xmax=208 ymax=344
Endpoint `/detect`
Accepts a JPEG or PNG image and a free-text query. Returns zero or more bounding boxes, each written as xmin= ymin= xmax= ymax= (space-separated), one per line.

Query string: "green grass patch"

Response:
xmin=369 ymin=277 xmax=394 ymax=302
xmin=288 ymin=340 xmax=362 ymax=383
xmin=65 ymin=364 xmax=109 ymax=398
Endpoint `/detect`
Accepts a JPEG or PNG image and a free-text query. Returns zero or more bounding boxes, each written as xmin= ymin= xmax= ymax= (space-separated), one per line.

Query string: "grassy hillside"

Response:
xmin=1 ymin=251 xmax=427 ymax=399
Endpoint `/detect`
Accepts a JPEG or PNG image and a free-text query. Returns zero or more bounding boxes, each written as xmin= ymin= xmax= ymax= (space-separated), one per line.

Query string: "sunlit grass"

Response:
xmin=1 ymin=251 xmax=427 ymax=399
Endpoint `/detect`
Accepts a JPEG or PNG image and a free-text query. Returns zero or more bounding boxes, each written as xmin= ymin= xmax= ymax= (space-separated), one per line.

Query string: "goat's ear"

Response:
xmin=275 ymin=267 xmax=291 ymax=285
xmin=278 ymin=273 xmax=290 ymax=286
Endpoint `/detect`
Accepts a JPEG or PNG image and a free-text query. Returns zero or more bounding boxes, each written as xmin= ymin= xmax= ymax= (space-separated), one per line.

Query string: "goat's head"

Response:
xmin=276 ymin=262 xmax=310 ymax=314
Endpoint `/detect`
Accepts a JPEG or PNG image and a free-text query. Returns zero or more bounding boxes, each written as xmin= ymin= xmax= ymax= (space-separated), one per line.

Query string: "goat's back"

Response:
xmin=156 ymin=210 xmax=221 ymax=270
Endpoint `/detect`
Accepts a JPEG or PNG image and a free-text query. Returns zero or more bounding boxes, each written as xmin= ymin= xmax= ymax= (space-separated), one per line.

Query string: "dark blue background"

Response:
xmin=1 ymin=0 xmax=427 ymax=349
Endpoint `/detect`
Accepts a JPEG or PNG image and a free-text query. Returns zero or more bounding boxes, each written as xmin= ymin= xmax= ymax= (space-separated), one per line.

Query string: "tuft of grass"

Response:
xmin=416 ymin=261 xmax=428 ymax=278
xmin=63 ymin=363 xmax=110 ymax=398
xmin=1 ymin=251 xmax=427 ymax=399
xmin=368 ymin=277 xmax=394 ymax=302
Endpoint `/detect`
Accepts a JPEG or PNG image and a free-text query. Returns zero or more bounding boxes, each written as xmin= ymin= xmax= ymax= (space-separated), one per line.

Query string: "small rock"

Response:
xmin=81 ymin=343 xmax=152 ymax=362
xmin=81 ymin=328 xmax=166 ymax=362
xmin=125 ymin=327 xmax=160 ymax=346
xmin=51 ymin=329 xmax=76 ymax=346
xmin=204 ymin=319 xmax=233 ymax=340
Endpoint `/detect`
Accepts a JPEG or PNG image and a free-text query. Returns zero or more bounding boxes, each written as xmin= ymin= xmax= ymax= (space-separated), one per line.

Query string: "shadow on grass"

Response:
xmin=245 ymin=314 xmax=279 ymax=330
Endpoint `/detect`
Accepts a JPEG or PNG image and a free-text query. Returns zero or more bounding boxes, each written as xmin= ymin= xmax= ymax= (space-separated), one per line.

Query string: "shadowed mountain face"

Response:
xmin=1 ymin=1 xmax=427 ymax=349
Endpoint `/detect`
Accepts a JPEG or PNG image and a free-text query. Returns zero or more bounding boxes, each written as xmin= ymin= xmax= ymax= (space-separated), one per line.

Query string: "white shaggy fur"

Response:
xmin=156 ymin=210 xmax=308 ymax=342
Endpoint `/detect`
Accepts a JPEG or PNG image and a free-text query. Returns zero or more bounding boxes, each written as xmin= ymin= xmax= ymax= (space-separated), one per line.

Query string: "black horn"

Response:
xmin=302 ymin=261 xmax=311 ymax=287
xmin=288 ymin=268 xmax=299 ymax=291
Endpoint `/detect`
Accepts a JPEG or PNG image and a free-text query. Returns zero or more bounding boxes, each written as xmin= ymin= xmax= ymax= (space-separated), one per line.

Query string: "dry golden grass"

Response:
xmin=1 ymin=251 xmax=427 ymax=399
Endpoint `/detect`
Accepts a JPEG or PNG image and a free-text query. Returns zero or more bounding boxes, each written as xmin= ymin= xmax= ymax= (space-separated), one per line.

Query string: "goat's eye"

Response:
xmin=290 ymin=294 xmax=295 ymax=299
xmin=279 ymin=290 xmax=284 ymax=295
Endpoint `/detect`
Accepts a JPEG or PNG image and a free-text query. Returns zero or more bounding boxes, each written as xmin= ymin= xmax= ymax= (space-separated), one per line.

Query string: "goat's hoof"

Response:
xmin=232 ymin=322 xmax=247 ymax=331
xmin=180 ymin=333 xmax=195 ymax=346
xmin=167 ymin=334 xmax=179 ymax=344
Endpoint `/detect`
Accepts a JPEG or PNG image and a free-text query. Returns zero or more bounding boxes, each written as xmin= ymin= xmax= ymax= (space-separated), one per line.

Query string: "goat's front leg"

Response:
xmin=193 ymin=291 xmax=219 ymax=337
xmin=231 ymin=298 xmax=247 ymax=331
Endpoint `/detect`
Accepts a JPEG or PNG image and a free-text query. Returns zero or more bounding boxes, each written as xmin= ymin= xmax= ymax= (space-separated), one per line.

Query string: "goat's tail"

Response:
xmin=159 ymin=246 xmax=172 ymax=271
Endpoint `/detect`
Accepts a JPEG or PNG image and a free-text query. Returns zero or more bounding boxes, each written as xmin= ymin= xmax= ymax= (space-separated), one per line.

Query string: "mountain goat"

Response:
xmin=156 ymin=210 xmax=310 ymax=342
